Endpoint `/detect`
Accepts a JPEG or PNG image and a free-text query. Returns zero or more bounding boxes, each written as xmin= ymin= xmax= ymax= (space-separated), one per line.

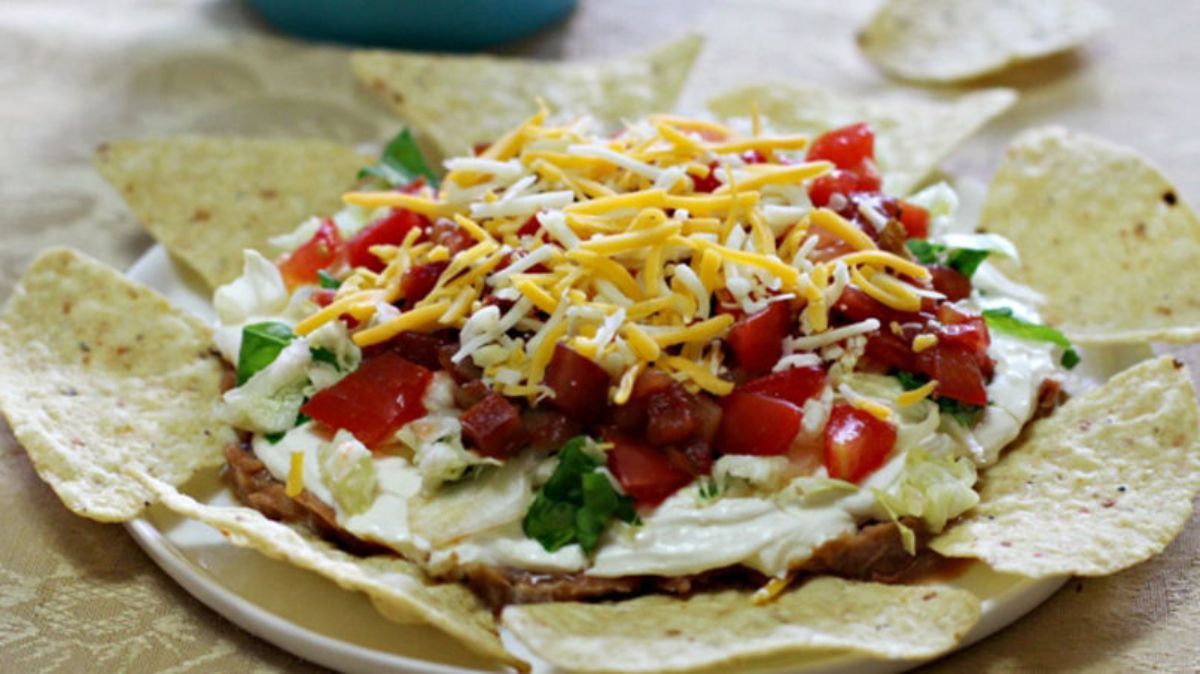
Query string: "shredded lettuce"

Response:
xmin=906 ymin=239 xmax=990 ymax=277
xmin=318 ymin=430 xmax=378 ymax=515
xmin=398 ymin=415 xmax=498 ymax=490
xmin=872 ymin=448 xmax=980 ymax=554
xmin=711 ymin=455 xmax=787 ymax=497
xmin=223 ymin=339 xmax=312 ymax=434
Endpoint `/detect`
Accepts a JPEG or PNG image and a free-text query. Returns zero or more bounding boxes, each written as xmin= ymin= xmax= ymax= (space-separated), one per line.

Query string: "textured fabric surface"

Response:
xmin=1 ymin=0 xmax=1197 ymax=672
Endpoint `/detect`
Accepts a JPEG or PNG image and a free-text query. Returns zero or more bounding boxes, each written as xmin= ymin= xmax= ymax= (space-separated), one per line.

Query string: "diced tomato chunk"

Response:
xmin=715 ymin=391 xmax=802 ymax=456
xmin=460 ymin=392 xmax=527 ymax=458
xmin=645 ymin=385 xmax=698 ymax=445
xmin=604 ymin=431 xmax=694 ymax=506
xmin=401 ymin=261 xmax=448 ymax=304
xmin=808 ymin=123 xmax=875 ymax=171
xmin=823 ymin=403 xmax=896 ymax=483
xmin=517 ymin=215 xmax=541 ymax=237
xmin=544 ymin=344 xmax=611 ymax=424
xmin=862 ymin=329 xmax=916 ymax=373
xmin=429 ymin=218 xmax=475 ymax=254
xmin=301 ymin=352 xmax=432 ymax=447
xmin=808 ymin=169 xmax=861 ymax=209
xmin=740 ymin=365 xmax=826 ymax=408
xmin=726 ymin=301 xmax=791 ymax=374
xmin=374 ymin=330 xmax=450 ymax=370
xmin=277 ymin=219 xmax=345 ymax=290
xmin=311 ymin=289 xmax=337 ymax=307
xmin=928 ymin=265 xmax=972 ymax=302
xmin=346 ymin=208 xmax=428 ymax=272
xmin=896 ymin=200 xmax=930 ymax=239
xmin=807 ymin=123 xmax=882 ymax=206
xmin=916 ymin=345 xmax=989 ymax=406
xmin=692 ymin=162 xmax=722 ymax=193
xmin=832 ymin=286 xmax=922 ymax=327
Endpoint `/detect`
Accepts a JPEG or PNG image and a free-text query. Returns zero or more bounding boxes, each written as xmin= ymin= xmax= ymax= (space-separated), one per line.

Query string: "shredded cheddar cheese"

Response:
xmin=295 ymin=111 xmax=947 ymax=403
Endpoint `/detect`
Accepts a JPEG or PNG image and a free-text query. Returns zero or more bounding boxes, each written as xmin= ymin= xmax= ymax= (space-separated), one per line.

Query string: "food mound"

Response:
xmin=211 ymin=109 xmax=1077 ymax=610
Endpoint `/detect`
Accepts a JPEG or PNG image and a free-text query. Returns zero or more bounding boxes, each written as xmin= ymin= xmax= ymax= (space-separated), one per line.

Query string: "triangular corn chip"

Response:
xmin=979 ymin=126 xmax=1200 ymax=343
xmin=131 ymin=472 xmax=525 ymax=670
xmin=0 ymin=248 xmax=235 ymax=521
xmin=858 ymin=0 xmax=1111 ymax=83
xmin=96 ymin=136 xmax=368 ymax=289
xmin=503 ymin=577 xmax=981 ymax=673
xmin=708 ymin=84 xmax=1015 ymax=196
xmin=932 ymin=356 xmax=1200 ymax=576
xmin=352 ymin=35 xmax=703 ymax=157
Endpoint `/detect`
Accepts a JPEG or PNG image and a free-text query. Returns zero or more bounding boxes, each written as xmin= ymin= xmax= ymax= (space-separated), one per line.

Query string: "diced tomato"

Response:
xmin=740 ymin=365 xmax=826 ymax=409
xmin=436 ymin=342 xmax=483 ymax=383
xmin=935 ymin=304 xmax=991 ymax=360
xmin=517 ymin=215 xmax=541 ymax=237
xmin=692 ymin=162 xmax=722 ymax=193
xmin=862 ymin=329 xmax=916 ymax=373
xmin=346 ymin=208 xmax=428 ymax=272
xmin=604 ymin=431 xmax=694 ymax=506
xmin=832 ymin=286 xmax=923 ymax=327
xmin=523 ymin=408 xmax=580 ymax=452
xmin=460 ymin=392 xmax=527 ymax=458
xmin=429 ymin=218 xmax=475 ymax=254
xmin=453 ymin=379 xmax=491 ymax=409
xmin=375 ymin=330 xmax=450 ymax=370
xmin=896 ymin=200 xmax=929 ymax=239
xmin=808 ymin=169 xmax=861 ymax=208
xmin=806 ymin=223 xmax=861 ymax=262
xmin=808 ymin=123 xmax=875 ymax=171
xmin=823 ymin=403 xmax=896 ymax=483
xmin=916 ymin=345 xmax=989 ymax=406
xmin=807 ymin=123 xmax=882 ymax=206
xmin=645 ymin=385 xmax=698 ymax=445
xmin=928 ymin=265 xmax=972 ymax=302
xmin=726 ymin=301 xmax=791 ymax=374
xmin=401 ymin=261 xmax=448 ymax=304
xmin=742 ymin=150 xmax=767 ymax=164
xmin=277 ymin=219 xmax=345 ymax=290
xmin=715 ymin=391 xmax=803 ymax=456
xmin=300 ymin=352 xmax=432 ymax=447
xmin=312 ymin=289 xmax=337 ymax=307
xmin=544 ymin=344 xmax=611 ymax=424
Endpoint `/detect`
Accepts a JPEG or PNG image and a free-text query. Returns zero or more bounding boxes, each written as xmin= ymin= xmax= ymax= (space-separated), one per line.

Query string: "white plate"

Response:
xmin=122 ymin=245 xmax=1142 ymax=674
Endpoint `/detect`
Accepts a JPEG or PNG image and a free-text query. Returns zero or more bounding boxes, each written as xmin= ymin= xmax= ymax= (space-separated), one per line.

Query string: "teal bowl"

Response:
xmin=247 ymin=0 xmax=578 ymax=51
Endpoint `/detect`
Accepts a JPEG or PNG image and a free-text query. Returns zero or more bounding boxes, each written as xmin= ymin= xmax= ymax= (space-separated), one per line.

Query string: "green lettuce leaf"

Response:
xmin=982 ymin=308 xmax=1079 ymax=369
xmin=358 ymin=127 xmax=439 ymax=187
xmin=523 ymin=437 xmax=636 ymax=553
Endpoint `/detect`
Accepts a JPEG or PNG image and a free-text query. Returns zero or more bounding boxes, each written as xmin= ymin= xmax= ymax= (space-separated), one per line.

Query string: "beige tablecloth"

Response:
xmin=2 ymin=0 xmax=1198 ymax=671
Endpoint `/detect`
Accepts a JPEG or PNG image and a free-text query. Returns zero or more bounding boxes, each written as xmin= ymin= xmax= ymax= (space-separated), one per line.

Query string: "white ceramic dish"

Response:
xmin=123 ymin=244 xmax=1145 ymax=674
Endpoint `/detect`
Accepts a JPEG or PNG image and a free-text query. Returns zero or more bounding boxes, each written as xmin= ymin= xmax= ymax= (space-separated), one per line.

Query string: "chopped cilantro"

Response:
xmin=895 ymin=370 xmax=926 ymax=391
xmin=236 ymin=322 xmax=295 ymax=386
xmin=982 ymin=308 xmax=1080 ymax=370
xmin=905 ymin=239 xmax=990 ymax=278
xmin=522 ymin=437 xmax=637 ymax=553
xmin=358 ymin=127 xmax=439 ymax=187
xmin=316 ymin=269 xmax=341 ymax=289
xmin=698 ymin=477 xmax=720 ymax=500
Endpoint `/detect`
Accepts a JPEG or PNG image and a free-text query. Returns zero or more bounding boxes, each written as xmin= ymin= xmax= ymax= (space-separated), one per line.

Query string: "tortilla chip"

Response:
xmin=96 ymin=136 xmax=369 ymax=289
xmin=132 ymin=472 xmax=525 ymax=670
xmin=708 ymin=85 xmax=1015 ymax=196
xmin=503 ymin=577 xmax=981 ymax=673
xmin=979 ymin=127 xmax=1200 ymax=344
xmin=932 ymin=356 xmax=1200 ymax=577
xmin=857 ymin=0 xmax=1111 ymax=83
xmin=351 ymin=35 xmax=702 ymax=157
xmin=0 ymin=248 xmax=235 ymax=521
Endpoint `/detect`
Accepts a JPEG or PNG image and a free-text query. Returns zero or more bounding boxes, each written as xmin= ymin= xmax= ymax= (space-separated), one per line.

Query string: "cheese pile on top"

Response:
xmin=293 ymin=107 xmax=931 ymax=405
